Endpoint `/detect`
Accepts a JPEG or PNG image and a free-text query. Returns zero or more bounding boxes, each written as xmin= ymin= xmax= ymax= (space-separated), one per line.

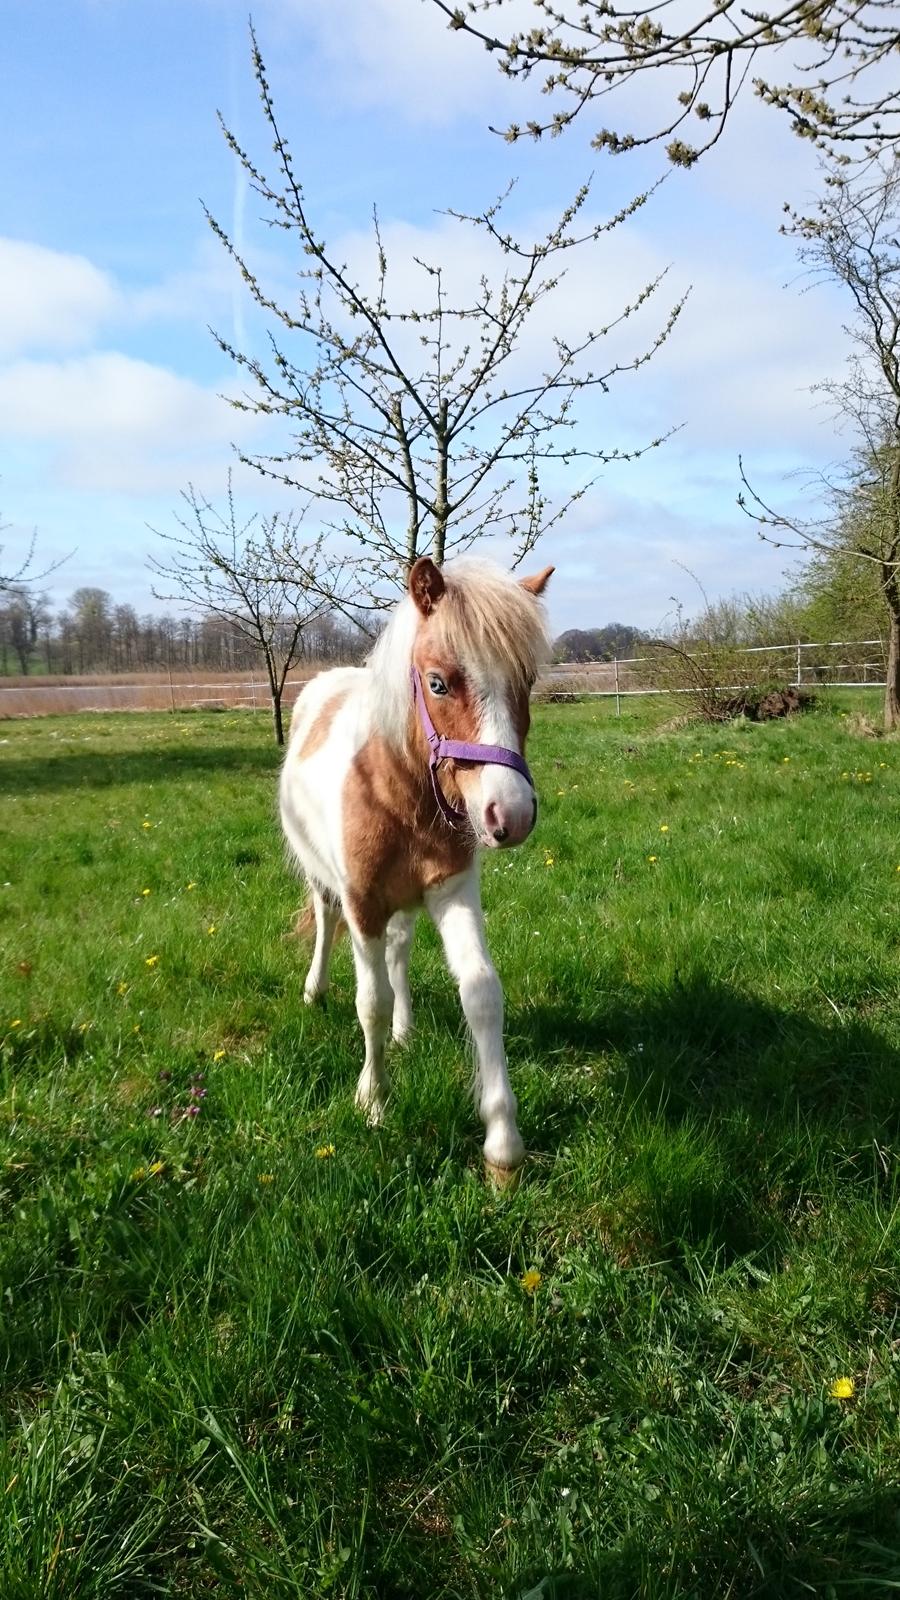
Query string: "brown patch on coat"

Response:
xmin=297 ymin=689 xmax=350 ymax=761
xmin=343 ymin=726 xmax=475 ymax=937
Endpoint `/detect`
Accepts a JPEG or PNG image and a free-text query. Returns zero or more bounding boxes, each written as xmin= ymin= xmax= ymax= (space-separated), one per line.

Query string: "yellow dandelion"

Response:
xmin=10 ymin=1018 xmax=22 ymax=1028
xmin=659 ymin=824 xmax=669 ymax=833
xmin=131 ymin=1166 xmax=146 ymax=1182
xmin=133 ymin=1024 xmax=141 ymax=1034
xmin=782 ymin=757 xmax=790 ymax=763
xmin=148 ymin=1161 xmax=165 ymax=1176
xmin=830 ymin=1376 xmax=854 ymax=1400
xmin=314 ymin=1144 xmax=336 ymax=1160
xmin=186 ymin=882 xmax=197 ymax=891
xmin=141 ymin=888 xmax=151 ymax=897
xmin=258 ymin=1173 xmax=274 ymax=1184
xmin=141 ymin=821 xmax=152 ymax=830
xmin=647 ymin=854 xmax=658 ymax=863
xmin=556 ymin=788 xmax=566 ymax=796
xmin=213 ymin=1048 xmax=226 ymax=1061
xmin=544 ymin=854 xmax=555 ymax=868
xmin=144 ymin=954 xmax=159 ymax=968
xmin=520 ymin=1269 xmax=542 ymax=1294
xmin=207 ymin=924 xmax=217 ymax=936
xmin=78 ymin=1021 xmax=89 ymax=1033
xmin=117 ymin=981 xmax=129 ymax=996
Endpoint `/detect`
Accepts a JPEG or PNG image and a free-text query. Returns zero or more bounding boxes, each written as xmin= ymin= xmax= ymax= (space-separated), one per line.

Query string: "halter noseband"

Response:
xmin=410 ymin=666 xmax=534 ymax=828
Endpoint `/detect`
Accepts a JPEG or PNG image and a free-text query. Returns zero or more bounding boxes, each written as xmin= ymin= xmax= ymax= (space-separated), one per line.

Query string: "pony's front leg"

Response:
xmin=347 ymin=923 xmax=393 ymax=1125
xmin=386 ymin=910 xmax=416 ymax=1043
xmin=426 ymin=871 xmax=525 ymax=1181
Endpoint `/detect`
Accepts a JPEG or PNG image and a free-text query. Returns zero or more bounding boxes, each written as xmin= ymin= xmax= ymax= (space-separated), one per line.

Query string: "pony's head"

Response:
xmin=405 ymin=556 xmax=553 ymax=848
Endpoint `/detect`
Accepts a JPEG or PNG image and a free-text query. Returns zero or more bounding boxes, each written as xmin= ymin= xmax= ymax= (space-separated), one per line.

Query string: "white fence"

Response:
xmin=538 ymin=639 xmax=888 ymax=713
xmin=0 ymin=640 xmax=889 ymax=718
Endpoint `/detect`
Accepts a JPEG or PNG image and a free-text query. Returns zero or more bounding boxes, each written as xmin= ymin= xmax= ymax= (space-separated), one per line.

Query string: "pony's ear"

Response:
xmin=519 ymin=565 xmax=555 ymax=597
xmin=409 ymin=557 xmax=446 ymax=616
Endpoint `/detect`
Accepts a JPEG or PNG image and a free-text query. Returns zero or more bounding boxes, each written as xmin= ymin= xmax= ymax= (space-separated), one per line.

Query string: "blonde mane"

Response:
xmin=367 ymin=559 xmax=551 ymax=749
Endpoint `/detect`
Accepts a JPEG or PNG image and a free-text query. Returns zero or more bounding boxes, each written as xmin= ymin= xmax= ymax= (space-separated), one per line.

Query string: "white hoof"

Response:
xmin=483 ymin=1121 xmax=525 ymax=1174
xmin=303 ymin=984 xmax=325 ymax=1006
xmin=355 ymin=1068 xmax=386 ymax=1126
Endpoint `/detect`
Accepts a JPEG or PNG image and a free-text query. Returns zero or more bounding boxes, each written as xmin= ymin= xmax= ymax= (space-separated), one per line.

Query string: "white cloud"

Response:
xmin=0 ymin=352 xmax=259 ymax=494
xmin=270 ymin=0 xmax=522 ymax=124
xmin=0 ymin=238 xmax=122 ymax=359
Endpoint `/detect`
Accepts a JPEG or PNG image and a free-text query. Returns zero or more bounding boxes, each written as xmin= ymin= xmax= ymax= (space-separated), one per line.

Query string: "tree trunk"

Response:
xmin=432 ymin=399 xmax=449 ymax=565
xmin=272 ymin=689 xmax=284 ymax=746
xmin=885 ymin=609 xmax=900 ymax=731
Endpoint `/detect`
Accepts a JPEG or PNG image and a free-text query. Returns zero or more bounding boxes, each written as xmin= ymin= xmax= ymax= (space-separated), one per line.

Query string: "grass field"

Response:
xmin=2 ymin=697 xmax=899 ymax=1597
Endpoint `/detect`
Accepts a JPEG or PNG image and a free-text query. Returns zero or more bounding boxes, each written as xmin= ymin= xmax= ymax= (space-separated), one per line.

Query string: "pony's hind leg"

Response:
xmin=303 ymin=889 xmax=341 ymax=1005
xmin=386 ymin=910 xmax=416 ymax=1043
xmin=348 ymin=925 xmax=393 ymax=1125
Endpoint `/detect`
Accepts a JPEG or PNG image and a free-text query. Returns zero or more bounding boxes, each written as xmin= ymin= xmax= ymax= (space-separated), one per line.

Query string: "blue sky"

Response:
xmin=3 ymin=0 xmax=851 ymax=633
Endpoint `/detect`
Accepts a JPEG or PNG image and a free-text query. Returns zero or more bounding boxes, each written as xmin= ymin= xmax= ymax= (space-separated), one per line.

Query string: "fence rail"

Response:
xmin=0 ymin=639 xmax=889 ymax=718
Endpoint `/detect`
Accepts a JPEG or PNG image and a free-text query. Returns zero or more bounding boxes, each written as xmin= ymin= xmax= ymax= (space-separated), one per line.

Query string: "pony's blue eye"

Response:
xmin=427 ymin=674 xmax=448 ymax=696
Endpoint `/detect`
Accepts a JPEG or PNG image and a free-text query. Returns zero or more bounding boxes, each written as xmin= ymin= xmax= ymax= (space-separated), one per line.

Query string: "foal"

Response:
xmin=279 ymin=556 xmax=553 ymax=1180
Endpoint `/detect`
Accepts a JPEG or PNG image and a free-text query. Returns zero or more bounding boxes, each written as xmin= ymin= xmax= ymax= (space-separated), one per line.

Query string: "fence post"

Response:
xmin=166 ymin=665 xmax=176 ymax=715
xmin=614 ymin=657 xmax=621 ymax=717
xmin=795 ymin=640 xmax=802 ymax=689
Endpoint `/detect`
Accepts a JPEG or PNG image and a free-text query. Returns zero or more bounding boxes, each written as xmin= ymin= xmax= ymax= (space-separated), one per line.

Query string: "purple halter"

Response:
xmin=410 ymin=666 xmax=534 ymax=828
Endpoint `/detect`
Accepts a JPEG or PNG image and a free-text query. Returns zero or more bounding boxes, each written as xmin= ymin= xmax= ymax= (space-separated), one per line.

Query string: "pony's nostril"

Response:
xmin=485 ymin=802 xmax=510 ymax=843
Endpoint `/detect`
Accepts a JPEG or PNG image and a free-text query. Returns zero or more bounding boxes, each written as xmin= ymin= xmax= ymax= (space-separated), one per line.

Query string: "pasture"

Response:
xmin=1 ymin=698 xmax=898 ymax=1597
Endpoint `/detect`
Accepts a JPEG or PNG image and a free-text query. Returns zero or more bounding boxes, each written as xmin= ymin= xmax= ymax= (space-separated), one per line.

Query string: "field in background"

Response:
xmin=0 ymin=667 xmax=325 ymax=717
xmin=0 ymin=638 xmax=889 ymax=717
xmin=1 ymin=696 xmax=899 ymax=1596
xmin=0 ymin=663 xmax=612 ymax=717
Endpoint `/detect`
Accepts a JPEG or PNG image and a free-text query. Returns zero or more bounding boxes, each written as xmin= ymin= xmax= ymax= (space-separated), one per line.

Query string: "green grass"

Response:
xmin=1 ymin=697 xmax=899 ymax=1598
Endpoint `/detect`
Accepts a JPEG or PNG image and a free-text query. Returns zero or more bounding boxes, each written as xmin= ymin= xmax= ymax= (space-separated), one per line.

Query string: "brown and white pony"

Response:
xmin=279 ymin=556 xmax=553 ymax=1181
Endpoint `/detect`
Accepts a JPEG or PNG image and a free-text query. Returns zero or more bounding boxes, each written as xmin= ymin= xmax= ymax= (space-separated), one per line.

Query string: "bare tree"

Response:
xmin=430 ymin=0 xmax=900 ymax=168
xmin=205 ymin=27 xmax=684 ymax=599
xmin=0 ymin=587 xmax=51 ymax=675
xmin=1 ymin=520 xmax=70 ymax=596
xmin=740 ymin=155 xmax=900 ymax=725
xmin=151 ymin=480 xmax=350 ymax=745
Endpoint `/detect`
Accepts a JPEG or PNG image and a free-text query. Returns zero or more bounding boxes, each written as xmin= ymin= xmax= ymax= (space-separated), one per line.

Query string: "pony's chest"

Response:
xmin=342 ymin=740 xmax=472 ymax=932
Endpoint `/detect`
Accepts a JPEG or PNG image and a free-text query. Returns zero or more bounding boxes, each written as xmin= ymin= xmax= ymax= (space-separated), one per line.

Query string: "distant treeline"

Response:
xmin=0 ymin=586 xmax=371 ymax=677
xmin=1 ymin=555 xmax=890 ymax=678
xmin=551 ymin=624 xmax=649 ymax=662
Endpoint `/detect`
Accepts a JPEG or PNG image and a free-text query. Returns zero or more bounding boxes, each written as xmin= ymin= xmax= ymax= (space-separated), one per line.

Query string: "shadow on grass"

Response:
xmin=505 ymin=975 xmax=900 ymax=1260
xmin=519 ymin=972 xmax=900 ymax=1132
xmin=2 ymin=741 xmax=278 ymax=794
xmin=510 ymin=1488 xmax=900 ymax=1599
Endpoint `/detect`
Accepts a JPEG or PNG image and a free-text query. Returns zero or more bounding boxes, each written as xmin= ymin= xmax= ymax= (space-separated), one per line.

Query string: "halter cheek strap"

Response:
xmin=410 ymin=666 xmax=534 ymax=828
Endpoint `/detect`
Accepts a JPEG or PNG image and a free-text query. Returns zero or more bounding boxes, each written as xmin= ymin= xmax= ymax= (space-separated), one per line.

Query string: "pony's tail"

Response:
xmin=290 ymin=894 xmax=346 ymax=944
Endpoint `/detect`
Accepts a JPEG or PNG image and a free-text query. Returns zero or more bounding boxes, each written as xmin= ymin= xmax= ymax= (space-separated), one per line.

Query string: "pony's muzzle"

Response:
xmin=483 ymin=789 xmax=537 ymax=848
